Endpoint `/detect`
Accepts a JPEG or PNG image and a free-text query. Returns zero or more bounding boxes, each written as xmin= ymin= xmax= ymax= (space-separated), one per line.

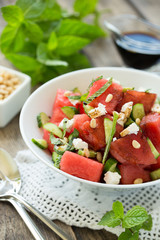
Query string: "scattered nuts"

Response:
xmin=97 ymin=152 xmax=102 ymax=162
xmin=134 ymin=178 xmax=143 ymax=184
xmin=135 ymin=118 xmax=141 ymax=125
xmin=90 ymin=118 xmax=97 ymax=128
xmin=0 ymin=70 xmax=21 ymax=101
xmin=132 ymin=140 xmax=141 ymax=149
xmin=84 ymin=148 xmax=90 ymax=158
xmin=120 ymin=128 xmax=130 ymax=137
xmin=105 ymin=94 xmax=113 ymax=103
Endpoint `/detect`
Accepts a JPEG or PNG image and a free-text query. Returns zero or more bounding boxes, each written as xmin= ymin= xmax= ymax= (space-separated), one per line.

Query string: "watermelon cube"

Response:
xmin=51 ymin=89 xmax=80 ymax=124
xmin=43 ymin=129 xmax=54 ymax=152
xmin=140 ymin=113 xmax=160 ymax=153
xmin=60 ymin=151 xmax=103 ymax=182
xmin=73 ymin=114 xmax=123 ymax=151
xmin=110 ymin=132 xmax=157 ymax=165
xmin=119 ymin=164 xmax=151 ymax=184
xmin=87 ymin=78 xmax=123 ymax=114
xmin=116 ymin=90 xmax=156 ymax=114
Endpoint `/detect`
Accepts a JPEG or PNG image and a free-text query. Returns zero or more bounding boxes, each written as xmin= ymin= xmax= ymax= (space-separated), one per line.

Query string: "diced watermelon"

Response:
xmin=73 ymin=114 xmax=123 ymax=151
xmin=60 ymin=151 xmax=103 ymax=182
xmin=110 ymin=132 xmax=157 ymax=165
xmin=119 ymin=164 xmax=151 ymax=184
xmin=87 ymin=79 xmax=123 ymax=114
xmin=151 ymin=156 xmax=160 ymax=170
xmin=140 ymin=113 xmax=160 ymax=153
xmin=116 ymin=90 xmax=156 ymax=114
xmin=51 ymin=89 xmax=80 ymax=123
xmin=43 ymin=129 xmax=54 ymax=152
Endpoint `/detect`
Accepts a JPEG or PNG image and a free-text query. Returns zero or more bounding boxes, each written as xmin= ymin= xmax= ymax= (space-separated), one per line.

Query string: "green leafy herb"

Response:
xmin=88 ymin=75 xmax=103 ymax=90
xmin=50 ymin=133 xmax=63 ymax=146
xmin=0 ymin=0 xmax=106 ymax=85
xmin=98 ymin=201 xmax=152 ymax=240
xmin=67 ymin=95 xmax=81 ymax=100
xmin=86 ymin=78 xmax=112 ymax=104
xmin=145 ymin=89 xmax=151 ymax=93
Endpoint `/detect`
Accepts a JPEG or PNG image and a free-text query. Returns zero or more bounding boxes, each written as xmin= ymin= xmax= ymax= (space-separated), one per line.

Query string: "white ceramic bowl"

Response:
xmin=0 ymin=65 xmax=31 ymax=127
xmin=20 ymin=67 xmax=160 ymax=191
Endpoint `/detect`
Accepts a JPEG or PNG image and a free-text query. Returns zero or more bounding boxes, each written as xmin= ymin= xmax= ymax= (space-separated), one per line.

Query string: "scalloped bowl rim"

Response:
xmin=20 ymin=67 xmax=160 ymax=191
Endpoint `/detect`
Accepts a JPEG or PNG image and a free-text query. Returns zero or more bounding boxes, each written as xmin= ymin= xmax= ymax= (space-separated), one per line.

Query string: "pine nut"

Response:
xmin=120 ymin=128 xmax=129 ymax=137
xmin=90 ymin=118 xmax=97 ymax=128
xmin=97 ymin=152 xmax=102 ymax=162
xmin=64 ymin=90 xmax=72 ymax=97
xmin=84 ymin=148 xmax=90 ymax=158
xmin=132 ymin=140 xmax=141 ymax=149
xmin=0 ymin=70 xmax=21 ymax=100
xmin=105 ymin=94 xmax=113 ymax=103
xmin=135 ymin=118 xmax=141 ymax=125
xmin=134 ymin=178 xmax=143 ymax=184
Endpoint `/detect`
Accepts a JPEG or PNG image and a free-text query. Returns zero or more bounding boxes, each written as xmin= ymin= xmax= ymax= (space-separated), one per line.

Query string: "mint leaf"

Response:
xmin=142 ymin=214 xmax=152 ymax=231
xmin=118 ymin=229 xmax=139 ymax=240
xmin=37 ymin=42 xmax=68 ymax=67
xmin=57 ymin=19 xmax=105 ymax=40
xmin=24 ymin=20 xmax=43 ymax=43
xmin=56 ymin=36 xmax=90 ymax=56
xmin=0 ymin=25 xmax=20 ymax=53
xmin=122 ymin=206 xmax=148 ymax=228
xmin=1 ymin=5 xmax=24 ymax=26
xmin=98 ymin=210 xmax=121 ymax=227
xmin=63 ymin=53 xmax=90 ymax=71
xmin=12 ymin=25 xmax=26 ymax=52
xmin=47 ymin=32 xmax=58 ymax=51
xmin=74 ymin=0 xmax=98 ymax=17
xmin=113 ymin=201 xmax=124 ymax=219
xmin=38 ymin=1 xmax=61 ymax=21
xmin=16 ymin=0 xmax=46 ymax=19
xmin=6 ymin=53 xmax=41 ymax=71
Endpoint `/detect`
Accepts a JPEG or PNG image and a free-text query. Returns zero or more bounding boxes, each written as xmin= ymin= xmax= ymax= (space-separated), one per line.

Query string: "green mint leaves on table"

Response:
xmin=98 ymin=201 xmax=152 ymax=240
xmin=0 ymin=0 xmax=106 ymax=86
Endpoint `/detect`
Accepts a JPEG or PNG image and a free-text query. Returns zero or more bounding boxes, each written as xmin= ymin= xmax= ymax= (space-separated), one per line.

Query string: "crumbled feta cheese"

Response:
xmin=117 ymin=102 xmax=133 ymax=126
xmin=88 ymin=103 xmax=107 ymax=118
xmin=120 ymin=122 xmax=139 ymax=137
xmin=121 ymin=101 xmax=133 ymax=113
xmin=104 ymin=171 xmax=121 ymax=185
xmin=151 ymin=103 xmax=160 ymax=113
xmin=112 ymin=137 xmax=117 ymax=142
xmin=72 ymin=138 xmax=88 ymax=150
xmin=59 ymin=118 xmax=74 ymax=132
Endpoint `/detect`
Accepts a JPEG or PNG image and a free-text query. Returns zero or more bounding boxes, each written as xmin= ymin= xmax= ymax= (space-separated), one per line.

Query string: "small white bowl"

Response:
xmin=0 ymin=66 xmax=31 ymax=128
xmin=20 ymin=67 xmax=160 ymax=192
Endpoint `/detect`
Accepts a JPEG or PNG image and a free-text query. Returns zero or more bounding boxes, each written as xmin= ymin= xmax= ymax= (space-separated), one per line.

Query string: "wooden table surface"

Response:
xmin=0 ymin=0 xmax=160 ymax=239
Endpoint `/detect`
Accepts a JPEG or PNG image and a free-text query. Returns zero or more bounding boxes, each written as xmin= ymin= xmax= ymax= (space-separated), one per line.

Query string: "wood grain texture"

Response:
xmin=0 ymin=0 xmax=159 ymax=239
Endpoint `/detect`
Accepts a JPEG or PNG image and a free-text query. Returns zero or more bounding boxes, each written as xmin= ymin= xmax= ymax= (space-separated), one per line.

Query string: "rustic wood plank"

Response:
xmin=128 ymin=0 xmax=160 ymax=24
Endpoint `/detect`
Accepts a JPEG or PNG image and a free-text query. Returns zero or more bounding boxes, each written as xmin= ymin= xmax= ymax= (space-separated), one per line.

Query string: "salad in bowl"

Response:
xmin=20 ymin=67 xmax=160 ymax=190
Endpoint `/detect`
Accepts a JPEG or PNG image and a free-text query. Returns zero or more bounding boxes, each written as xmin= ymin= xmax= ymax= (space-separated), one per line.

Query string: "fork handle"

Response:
xmin=8 ymin=198 xmax=45 ymax=240
xmin=10 ymin=193 xmax=72 ymax=240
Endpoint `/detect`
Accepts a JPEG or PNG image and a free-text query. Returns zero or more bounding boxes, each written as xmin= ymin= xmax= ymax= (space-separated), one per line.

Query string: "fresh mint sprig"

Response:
xmin=0 ymin=0 xmax=106 ymax=86
xmin=98 ymin=201 xmax=152 ymax=240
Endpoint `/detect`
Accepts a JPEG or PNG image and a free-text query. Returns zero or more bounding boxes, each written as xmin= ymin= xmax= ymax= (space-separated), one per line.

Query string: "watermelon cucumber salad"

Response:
xmin=32 ymin=76 xmax=160 ymax=185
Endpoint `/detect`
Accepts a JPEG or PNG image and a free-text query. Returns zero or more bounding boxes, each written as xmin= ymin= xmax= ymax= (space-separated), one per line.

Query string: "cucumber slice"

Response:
xmin=37 ymin=112 xmax=50 ymax=128
xmin=150 ymin=168 xmax=160 ymax=180
xmin=102 ymin=112 xmax=119 ymax=165
xmin=43 ymin=122 xmax=63 ymax=138
xmin=52 ymin=152 xmax=61 ymax=169
xmin=103 ymin=158 xmax=118 ymax=173
xmin=32 ymin=138 xmax=48 ymax=149
xmin=147 ymin=138 xmax=160 ymax=159
xmin=104 ymin=118 xmax=113 ymax=144
xmin=78 ymin=149 xmax=97 ymax=158
xmin=131 ymin=103 xmax=145 ymax=120
xmin=61 ymin=106 xmax=79 ymax=119
xmin=124 ymin=117 xmax=134 ymax=127
xmin=83 ymin=104 xmax=94 ymax=116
